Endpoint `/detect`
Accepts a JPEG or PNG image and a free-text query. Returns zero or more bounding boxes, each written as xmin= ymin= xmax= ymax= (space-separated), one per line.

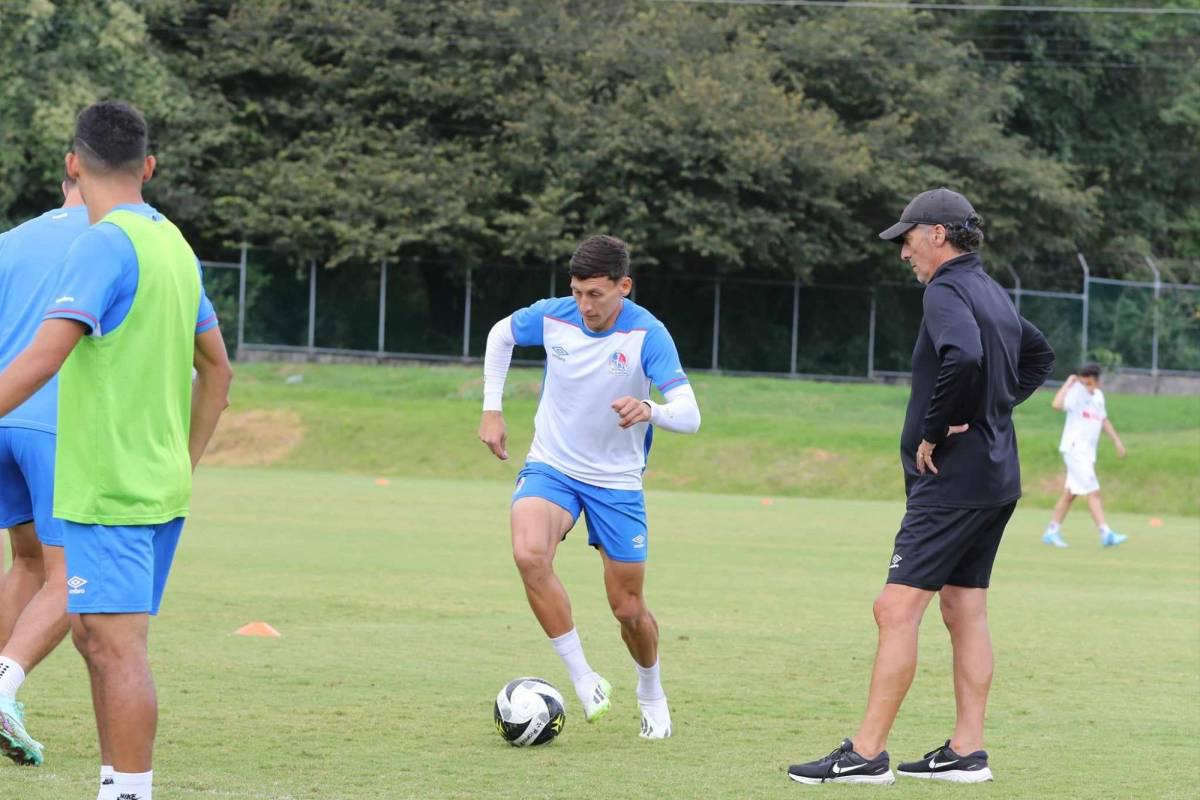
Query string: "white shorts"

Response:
xmin=1063 ymin=449 xmax=1100 ymax=495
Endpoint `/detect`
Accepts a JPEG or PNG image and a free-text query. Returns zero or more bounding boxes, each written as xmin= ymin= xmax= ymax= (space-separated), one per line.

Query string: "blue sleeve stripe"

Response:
xmin=46 ymin=308 xmax=99 ymax=329
xmin=658 ymin=376 xmax=689 ymax=392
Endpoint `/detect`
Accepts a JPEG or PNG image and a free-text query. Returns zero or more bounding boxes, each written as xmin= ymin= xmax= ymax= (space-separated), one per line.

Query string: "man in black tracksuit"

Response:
xmin=788 ymin=189 xmax=1055 ymax=786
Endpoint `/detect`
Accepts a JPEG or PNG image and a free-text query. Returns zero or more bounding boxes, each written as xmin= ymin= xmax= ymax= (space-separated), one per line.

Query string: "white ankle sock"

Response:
xmin=98 ymin=766 xmax=117 ymax=800
xmin=549 ymin=628 xmax=593 ymax=684
xmin=0 ymin=657 xmax=25 ymax=699
xmin=113 ymin=769 xmax=152 ymax=800
xmin=635 ymin=659 xmax=664 ymax=701
xmin=1045 ymin=521 xmax=1060 ymax=534
xmin=1099 ymin=524 xmax=1112 ymax=535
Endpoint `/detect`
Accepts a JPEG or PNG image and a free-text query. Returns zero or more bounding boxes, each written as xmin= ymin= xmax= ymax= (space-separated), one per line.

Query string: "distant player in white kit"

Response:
xmin=478 ymin=235 xmax=701 ymax=739
xmin=1042 ymin=363 xmax=1127 ymax=548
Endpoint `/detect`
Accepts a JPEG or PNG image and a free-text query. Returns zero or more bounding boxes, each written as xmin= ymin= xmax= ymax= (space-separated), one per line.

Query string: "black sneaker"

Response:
xmin=897 ymin=740 xmax=993 ymax=783
xmin=787 ymin=738 xmax=895 ymax=785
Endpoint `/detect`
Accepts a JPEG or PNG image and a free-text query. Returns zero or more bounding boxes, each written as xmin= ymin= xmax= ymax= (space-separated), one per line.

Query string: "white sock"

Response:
xmin=0 ymin=657 xmax=25 ymax=699
xmin=1099 ymin=524 xmax=1112 ymax=535
xmin=550 ymin=628 xmax=594 ymax=685
xmin=113 ymin=770 xmax=152 ymax=800
xmin=98 ymin=766 xmax=117 ymax=800
xmin=635 ymin=659 xmax=665 ymax=702
xmin=1045 ymin=521 xmax=1060 ymax=534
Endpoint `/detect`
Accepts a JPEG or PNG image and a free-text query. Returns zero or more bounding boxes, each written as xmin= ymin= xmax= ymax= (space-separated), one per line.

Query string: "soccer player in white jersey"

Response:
xmin=478 ymin=235 xmax=700 ymax=739
xmin=1042 ymin=362 xmax=1127 ymax=548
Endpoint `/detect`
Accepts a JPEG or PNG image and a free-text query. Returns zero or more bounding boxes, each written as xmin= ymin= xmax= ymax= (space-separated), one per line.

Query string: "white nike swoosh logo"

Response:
xmin=929 ymin=758 xmax=959 ymax=769
xmin=832 ymin=762 xmax=870 ymax=774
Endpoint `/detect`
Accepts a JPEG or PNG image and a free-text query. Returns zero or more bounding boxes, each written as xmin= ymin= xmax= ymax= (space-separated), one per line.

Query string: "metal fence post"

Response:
xmin=867 ymin=289 xmax=877 ymax=379
xmin=236 ymin=243 xmax=247 ymax=359
xmin=1146 ymin=255 xmax=1161 ymax=378
xmin=1076 ymin=252 xmax=1091 ymax=361
xmin=1004 ymin=264 xmax=1021 ymax=315
xmin=377 ymin=258 xmax=388 ymax=355
xmin=711 ymin=278 xmax=721 ymax=371
xmin=789 ymin=276 xmax=800 ymax=376
xmin=549 ymin=266 xmax=557 ymax=298
xmin=462 ymin=266 xmax=473 ymax=359
xmin=307 ymin=258 xmax=316 ymax=354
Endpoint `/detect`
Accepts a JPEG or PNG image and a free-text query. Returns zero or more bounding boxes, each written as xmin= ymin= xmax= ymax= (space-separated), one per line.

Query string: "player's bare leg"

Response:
xmin=852 ymin=584 xmax=936 ymax=758
xmin=72 ymin=612 xmax=156 ymax=774
xmin=939 ymin=586 xmax=991 ymax=756
xmin=511 ymin=497 xmax=610 ymax=721
xmin=1085 ymin=491 xmax=1107 ymax=529
xmin=1 ymin=543 xmax=69 ymax=674
xmin=0 ymin=524 xmax=45 ymax=646
xmin=602 ymin=552 xmax=669 ymax=738
xmin=511 ymin=498 xmax=575 ymax=637
xmin=1043 ymin=489 xmax=1075 ymax=547
xmin=73 ymin=615 xmax=115 ymax=789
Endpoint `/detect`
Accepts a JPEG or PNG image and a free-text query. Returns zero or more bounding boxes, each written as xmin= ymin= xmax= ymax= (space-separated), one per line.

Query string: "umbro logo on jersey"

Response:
xmin=551 ymin=345 xmax=569 ymax=360
xmin=68 ymin=576 xmax=87 ymax=594
xmin=889 ymin=554 xmax=903 ymax=570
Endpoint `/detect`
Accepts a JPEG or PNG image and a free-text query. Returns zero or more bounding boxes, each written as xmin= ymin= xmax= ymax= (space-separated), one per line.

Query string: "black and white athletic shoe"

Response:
xmin=897 ymin=740 xmax=993 ymax=783
xmin=787 ymin=739 xmax=895 ymax=785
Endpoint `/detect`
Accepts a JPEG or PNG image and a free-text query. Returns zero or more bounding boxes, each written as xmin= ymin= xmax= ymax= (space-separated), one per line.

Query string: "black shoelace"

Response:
xmin=822 ymin=744 xmax=854 ymax=782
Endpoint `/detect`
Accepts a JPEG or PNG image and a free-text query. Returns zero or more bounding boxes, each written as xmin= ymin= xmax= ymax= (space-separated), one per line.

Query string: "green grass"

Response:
xmin=222 ymin=362 xmax=1200 ymax=515
xmin=5 ymin=469 xmax=1198 ymax=799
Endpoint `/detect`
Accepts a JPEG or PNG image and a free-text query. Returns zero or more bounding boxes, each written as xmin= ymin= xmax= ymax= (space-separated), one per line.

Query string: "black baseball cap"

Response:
xmin=878 ymin=187 xmax=977 ymax=243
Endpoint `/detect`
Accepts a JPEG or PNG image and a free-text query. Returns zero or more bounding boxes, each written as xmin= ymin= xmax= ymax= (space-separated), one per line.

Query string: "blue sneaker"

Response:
xmin=0 ymin=696 xmax=44 ymax=766
xmin=1101 ymin=530 xmax=1127 ymax=548
xmin=1042 ymin=530 xmax=1069 ymax=548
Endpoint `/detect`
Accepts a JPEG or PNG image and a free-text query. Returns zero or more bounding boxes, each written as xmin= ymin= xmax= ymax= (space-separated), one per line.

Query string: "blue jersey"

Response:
xmin=0 ymin=205 xmax=91 ymax=432
xmin=511 ymin=297 xmax=688 ymax=490
xmin=44 ymin=203 xmax=218 ymax=339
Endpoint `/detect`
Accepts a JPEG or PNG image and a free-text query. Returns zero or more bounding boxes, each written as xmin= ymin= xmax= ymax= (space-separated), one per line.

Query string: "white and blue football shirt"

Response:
xmin=0 ymin=205 xmax=91 ymax=433
xmin=511 ymin=297 xmax=689 ymax=490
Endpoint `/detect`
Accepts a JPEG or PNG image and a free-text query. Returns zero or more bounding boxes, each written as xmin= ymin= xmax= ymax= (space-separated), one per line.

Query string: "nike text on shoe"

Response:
xmin=639 ymin=696 xmax=672 ymax=740
xmin=1101 ymin=530 xmax=1127 ymax=548
xmin=0 ymin=697 xmax=44 ymax=766
xmin=787 ymin=739 xmax=895 ymax=785
xmin=578 ymin=674 xmax=612 ymax=723
xmin=1042 ymin=530 xmax=1069 ymax=548
xmin=897 ymin=740 xmax=993 ymax=783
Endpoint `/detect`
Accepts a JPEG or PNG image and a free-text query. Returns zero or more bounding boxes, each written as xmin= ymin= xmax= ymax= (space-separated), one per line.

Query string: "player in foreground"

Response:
xmin=787 ymin=189 xmax=1054 ymax=785
xmin=478 ymin=235 xmax=700 ymax=739
xmin=1041 ymin=364 xmax=1127 ymax=548
xmin=0 ymin=174 xmax=91 ymax=767
xmin=0 ymin=101 xmax=232 ymax=800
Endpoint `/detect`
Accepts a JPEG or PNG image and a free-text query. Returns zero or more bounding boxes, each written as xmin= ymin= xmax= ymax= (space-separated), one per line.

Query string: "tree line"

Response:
xmin=2 ymin=0 xmax=1197 ymax=289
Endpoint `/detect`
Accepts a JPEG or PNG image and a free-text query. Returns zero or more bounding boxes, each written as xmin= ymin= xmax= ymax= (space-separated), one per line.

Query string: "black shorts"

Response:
xmin=885 ymin=502 xmax=1017 ymax=591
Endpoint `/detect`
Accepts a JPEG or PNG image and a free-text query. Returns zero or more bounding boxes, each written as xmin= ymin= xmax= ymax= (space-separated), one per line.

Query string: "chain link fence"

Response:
xmin=205 ymin=248 xmax=1200 ymax=382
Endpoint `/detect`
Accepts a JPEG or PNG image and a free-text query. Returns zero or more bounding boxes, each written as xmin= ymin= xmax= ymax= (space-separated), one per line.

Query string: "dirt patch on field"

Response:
xmin=204 ymin=409 xmax=304 ymax=466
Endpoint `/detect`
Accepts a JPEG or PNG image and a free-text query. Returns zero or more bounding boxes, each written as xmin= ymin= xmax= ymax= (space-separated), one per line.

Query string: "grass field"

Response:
xmin=209 ymin=363 xmax=1200 ymax=516
xmin=4 ymin=469 xmax=1197 ymax=799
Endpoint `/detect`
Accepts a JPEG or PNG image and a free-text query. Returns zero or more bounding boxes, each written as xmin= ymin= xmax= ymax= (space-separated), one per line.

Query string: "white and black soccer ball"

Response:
xmin=493 ymin=677 xmax=566 ymax=747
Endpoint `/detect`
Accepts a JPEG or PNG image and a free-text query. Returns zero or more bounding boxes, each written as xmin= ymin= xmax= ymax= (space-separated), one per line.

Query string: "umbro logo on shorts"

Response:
xmin=67 ymin=576 xmax=88 ymax=594
xmin=632 ymin=534 xmax=646 ymax=549
xmin=889 ymin=554 xmax=903 ymax=570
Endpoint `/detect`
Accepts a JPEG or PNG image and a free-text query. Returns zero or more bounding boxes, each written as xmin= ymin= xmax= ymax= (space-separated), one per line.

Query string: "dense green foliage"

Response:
xmin=221 ymin=363 xmax=1200 ymax=515
xmin=2 ymin=1 xmax=1197 ymax=285
xmin=7 ymin=469 xmax=1197 ymax=798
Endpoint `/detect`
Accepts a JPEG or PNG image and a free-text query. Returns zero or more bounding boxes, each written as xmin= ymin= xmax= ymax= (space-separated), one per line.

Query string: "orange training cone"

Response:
xmin=235 ymin=622 xmax=281 ymax=637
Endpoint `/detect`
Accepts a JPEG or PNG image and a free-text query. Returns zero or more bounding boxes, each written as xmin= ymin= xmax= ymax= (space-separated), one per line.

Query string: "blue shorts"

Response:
xmin=0 ymin=427 xmax=64 ymax=546
xmin=63 ymin=518 xmax=185 ymax=615
xmin=512 ymin=462 xmax=648 ymax=563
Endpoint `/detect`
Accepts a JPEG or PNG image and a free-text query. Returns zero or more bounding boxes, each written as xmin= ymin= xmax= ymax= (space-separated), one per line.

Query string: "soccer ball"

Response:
xmin=493 ymin=677 xmax=566 ymax=747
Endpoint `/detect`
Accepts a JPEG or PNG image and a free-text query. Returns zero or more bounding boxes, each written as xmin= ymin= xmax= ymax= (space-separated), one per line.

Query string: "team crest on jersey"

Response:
xmin=608 ymin=351 xmax=630 ymax=375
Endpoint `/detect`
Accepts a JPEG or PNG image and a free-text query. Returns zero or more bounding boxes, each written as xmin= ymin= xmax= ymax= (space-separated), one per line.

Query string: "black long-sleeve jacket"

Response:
xmin=900 ymin=252 xmax=1055 ymax=508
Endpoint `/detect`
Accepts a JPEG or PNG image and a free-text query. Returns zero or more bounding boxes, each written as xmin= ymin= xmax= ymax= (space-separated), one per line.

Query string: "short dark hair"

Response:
xmin=945 ymin=213 xmax=984 ymax=253
xmin=73 ymin=100 xmax=148 ymax=175
xmin=1079 ymin=362 xmax=1102 ymax=379
xmin=569 ymin=235 xmax=630 ymax=281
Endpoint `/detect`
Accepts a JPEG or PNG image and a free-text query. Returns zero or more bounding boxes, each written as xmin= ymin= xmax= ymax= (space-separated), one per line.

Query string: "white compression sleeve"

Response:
xmin=646 ymin=384 xmax=701 ymax=434
xmin=483 ymin=316 xmax=517 ymax=412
